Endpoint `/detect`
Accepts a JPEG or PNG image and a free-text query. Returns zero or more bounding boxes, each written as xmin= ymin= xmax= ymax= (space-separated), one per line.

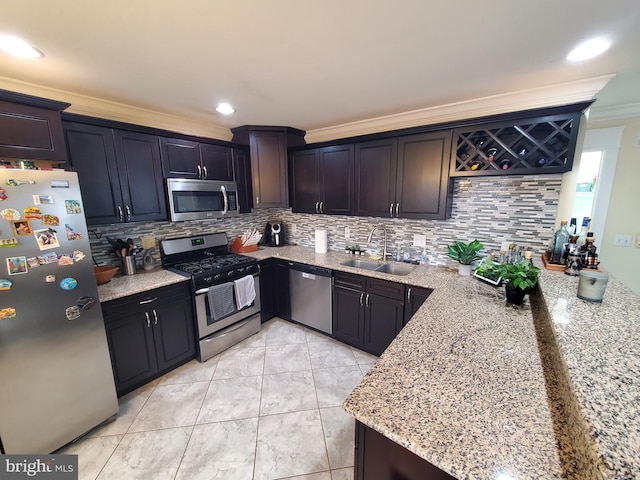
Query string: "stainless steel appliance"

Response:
xmin=288 ymin=262 xmax=332 ymax=334
xmin=166 ymin=178 xmax=239 ymax=222
xmin=160 ymin=232 xmax=260 ymax=362
xmin=0 ymin=169 xmax=118 ymax=454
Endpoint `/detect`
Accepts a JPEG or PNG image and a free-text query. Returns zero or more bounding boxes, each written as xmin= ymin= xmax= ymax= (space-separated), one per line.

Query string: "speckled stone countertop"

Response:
xmin=97 ymin=267 xmax=188 ymax=302
xmin=245 ymin=246 xmax=639 ymax=480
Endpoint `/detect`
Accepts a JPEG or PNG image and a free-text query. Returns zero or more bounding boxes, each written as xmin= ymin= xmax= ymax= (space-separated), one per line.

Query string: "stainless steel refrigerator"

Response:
xmin=0 ymin=169 xmax=118 ymax=454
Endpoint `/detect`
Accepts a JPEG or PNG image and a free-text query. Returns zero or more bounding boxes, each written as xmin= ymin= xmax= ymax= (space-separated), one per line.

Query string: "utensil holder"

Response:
xmin=121 ymin=256 xmax=137 ymax=275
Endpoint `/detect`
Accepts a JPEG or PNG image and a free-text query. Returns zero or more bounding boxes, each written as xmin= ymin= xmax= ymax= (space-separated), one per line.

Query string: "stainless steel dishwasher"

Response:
xmin=288 ymin=262 xmax=333 ymax=334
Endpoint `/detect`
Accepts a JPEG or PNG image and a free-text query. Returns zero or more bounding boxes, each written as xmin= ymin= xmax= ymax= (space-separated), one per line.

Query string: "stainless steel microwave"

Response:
xmin=167 ymin=178 xmax=240 ymax=222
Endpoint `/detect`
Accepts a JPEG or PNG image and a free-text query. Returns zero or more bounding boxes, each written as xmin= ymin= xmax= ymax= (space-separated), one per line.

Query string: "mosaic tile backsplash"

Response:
xmin=90 ymin=174 xmax=561 ymax=269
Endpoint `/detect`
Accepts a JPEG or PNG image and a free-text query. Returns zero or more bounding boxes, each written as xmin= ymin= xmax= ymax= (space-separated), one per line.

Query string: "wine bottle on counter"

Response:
xmin=550 ymin=221 xmax=570 ymax=264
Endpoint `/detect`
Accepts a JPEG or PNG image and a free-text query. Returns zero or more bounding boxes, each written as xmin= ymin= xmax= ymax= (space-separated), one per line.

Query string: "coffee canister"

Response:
xmin=577 ymin=270 xmax=608 ymax=302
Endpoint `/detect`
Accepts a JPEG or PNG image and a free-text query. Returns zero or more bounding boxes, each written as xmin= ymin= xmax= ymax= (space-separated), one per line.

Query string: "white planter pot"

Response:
xmin=458 ymin=264 xmax=472 ymax=276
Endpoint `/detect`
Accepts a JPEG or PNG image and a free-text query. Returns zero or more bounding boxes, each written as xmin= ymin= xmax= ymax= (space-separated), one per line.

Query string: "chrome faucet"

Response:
xmin=367 ymin=225 xmax=393 ymax=261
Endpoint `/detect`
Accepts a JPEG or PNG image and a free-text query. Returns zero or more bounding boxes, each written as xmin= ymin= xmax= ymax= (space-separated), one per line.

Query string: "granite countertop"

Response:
xmin=246 ymin=246 xmax=640 ymax=480
xmin=97 ymin=245 xmax=639 ymax=479
xmin=97 ymin=267 xmax=188 ymax=302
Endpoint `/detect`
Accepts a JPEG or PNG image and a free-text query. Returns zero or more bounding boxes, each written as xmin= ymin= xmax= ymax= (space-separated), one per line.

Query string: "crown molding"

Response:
xmin=588 ymin=102 xmax=640 ymax=122
xmin=305 ymin=75 xmax=616 ymax=143
xmin=0 ymin=76 xmax=233 ymax=141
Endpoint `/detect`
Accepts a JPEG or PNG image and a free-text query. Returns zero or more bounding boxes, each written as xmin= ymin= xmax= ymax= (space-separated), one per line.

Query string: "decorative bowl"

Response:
xmin=94 ymin=265 xmax=118 ymax=285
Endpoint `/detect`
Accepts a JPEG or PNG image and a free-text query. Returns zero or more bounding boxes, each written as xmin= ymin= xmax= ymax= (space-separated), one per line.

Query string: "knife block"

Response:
xmin=230 ymin=236 xmax=258 ymax=253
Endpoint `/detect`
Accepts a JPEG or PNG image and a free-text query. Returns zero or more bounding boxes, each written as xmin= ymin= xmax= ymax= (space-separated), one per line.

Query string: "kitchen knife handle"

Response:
xmin=117 ymin=206 xmax=124 ymax=222
xmin=197 ymin=164 xmax=202 ymax=178
xmin=125 ymin=205 xmax=132 ymax=222
xmin=359 ymin=292 xmax=364 ymax=306
xmin=145 ymin=311 xmax=151 ymax=327
xmin=152 ymin=309 xmax=158 ymax=325
xmin=202 ymin=166 xmax=208 ymax=179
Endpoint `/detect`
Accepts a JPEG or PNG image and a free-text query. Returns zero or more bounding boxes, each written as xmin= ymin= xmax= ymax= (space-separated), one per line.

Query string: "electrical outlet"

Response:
xmin=413 ymin=234 xmax=426 ymax=247
xmin=345 ymin=227 xmax=351 ymax=239
xmin=614 ymin=234 xmax=632 ymax=247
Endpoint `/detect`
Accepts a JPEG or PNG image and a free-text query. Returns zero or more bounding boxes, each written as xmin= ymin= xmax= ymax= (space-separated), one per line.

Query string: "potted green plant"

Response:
xmin=477 ymin=259 xmax=541 ymax=305
xmin=447 ymin=239 xmax=483 ymax=275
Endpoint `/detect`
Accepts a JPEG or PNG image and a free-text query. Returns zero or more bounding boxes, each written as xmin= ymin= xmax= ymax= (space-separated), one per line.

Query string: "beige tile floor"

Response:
xmin=58 ymin=318 xmax=377 ymax=480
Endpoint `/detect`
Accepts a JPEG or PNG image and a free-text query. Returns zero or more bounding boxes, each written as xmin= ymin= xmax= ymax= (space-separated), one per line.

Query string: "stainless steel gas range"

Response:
xmin=160 ymin=232 xmax=261 ymax=362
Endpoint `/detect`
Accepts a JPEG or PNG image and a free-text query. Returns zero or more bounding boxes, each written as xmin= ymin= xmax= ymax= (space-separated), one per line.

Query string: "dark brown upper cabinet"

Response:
xmin=64 ymin=121 xmax=166 ymax=225
xmin=290 ymin=144 xmax=354 ymax=215
xmin=232 ymin=147 xmax=253 ymax=213
xmin=160 ymin=137 xmax=234 ymax=181
xmin=0 ymin=89 xmax=70 ymax=163
xmin=354 ymin=131 xmax=452 ymax=220
xmin=451 ymin=109 xmax=584 ymax=176
xmin=232 ymin=126 xmax=306 ymax=209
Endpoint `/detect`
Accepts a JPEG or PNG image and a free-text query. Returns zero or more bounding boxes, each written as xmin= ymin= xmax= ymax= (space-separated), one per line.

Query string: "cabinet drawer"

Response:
xmin=102 ymin=281 xmax=191 ymax=319
xmin=366 ymin=277 xmax=405 ymax=301
xmin=334 ymin=271 xmax=367 ymax=291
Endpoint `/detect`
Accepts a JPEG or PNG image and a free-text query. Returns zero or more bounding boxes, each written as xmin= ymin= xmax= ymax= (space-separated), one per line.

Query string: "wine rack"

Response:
xmin=451 ymin=111 xmax=582 ymax=176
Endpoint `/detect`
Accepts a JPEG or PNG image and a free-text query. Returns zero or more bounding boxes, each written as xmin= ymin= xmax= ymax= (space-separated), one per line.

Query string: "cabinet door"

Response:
xmin=200 ymin=143 xmax=234 ymax=181
xmin=103 ymin=307 xmax=158 ymax=397
xmin=403 ymin=286 xmax=433 ymax=326
xmin=160 ymin=137 xmax=201 ymax=178
xmin=63 ymin=122 xmax=124 ymax=225
xmin=333 ymin=285 xmax=365 ymax=349
xmin=396 ymin=131 xmax=452 ymax=219
xmin=354 ymin=138 xmax=398 ymax=217
xmin=259 ymin=259 xmax=275 ymax=323
xmin=249 ymin=130 xmax=288 ymax=208
xmin=233 ymin=148 xmax=253 ymax=213
xmin=363 ymin=293 xmax=404 ymax=356
xmin=151 ymin=292 xmax=196 ymax=372
xmin=319 ymin=144 xmax=353 ymax=215
xmin=113 ymin=130 xmax=167 ymax=222
xmin=290 ymin=149 xmax=319 ymax=213
xmin=273 ymin=260 xmax=291 ymax=320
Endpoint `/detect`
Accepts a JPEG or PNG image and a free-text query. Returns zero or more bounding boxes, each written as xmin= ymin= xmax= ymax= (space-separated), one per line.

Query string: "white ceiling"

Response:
xmin=2 ymin=0 xmax=640 ymax=140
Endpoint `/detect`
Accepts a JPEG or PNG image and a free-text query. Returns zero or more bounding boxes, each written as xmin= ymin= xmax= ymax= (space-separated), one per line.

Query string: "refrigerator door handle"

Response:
xmin=145 ymin=311 xmax=151 ymax=327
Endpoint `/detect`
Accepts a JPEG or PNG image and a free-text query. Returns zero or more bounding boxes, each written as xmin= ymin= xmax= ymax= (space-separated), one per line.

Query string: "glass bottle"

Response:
xmin=577 ymin=217 xmax=590 ymax=246
xmin=550 ymin=221 xmax=570 ymax=264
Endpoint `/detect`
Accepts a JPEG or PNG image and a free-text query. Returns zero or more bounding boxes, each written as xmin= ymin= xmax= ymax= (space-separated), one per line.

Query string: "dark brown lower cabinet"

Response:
xmin=102 ymin=282 xmax=196 ymax=396
xmin=355 ymin=421 xmax=456 ymax=480
xmin=403 ymin=285 xmax=433 ymax=326
xmin=259 ymin=259 xmax=290 ymax=323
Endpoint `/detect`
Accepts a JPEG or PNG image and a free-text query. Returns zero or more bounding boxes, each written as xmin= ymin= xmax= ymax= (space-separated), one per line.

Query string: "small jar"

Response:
xmin=577 ymin=270 xmax=608 ymax=302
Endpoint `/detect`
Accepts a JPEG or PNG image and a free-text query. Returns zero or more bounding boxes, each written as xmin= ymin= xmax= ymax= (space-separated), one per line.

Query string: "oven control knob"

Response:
xmin=227 ymin=271 xmax=234 ymax=277
xmin=204 ymin=276 xmax=212 ymax=283
xmin=214 ymin=274 xmax=221 ymax=281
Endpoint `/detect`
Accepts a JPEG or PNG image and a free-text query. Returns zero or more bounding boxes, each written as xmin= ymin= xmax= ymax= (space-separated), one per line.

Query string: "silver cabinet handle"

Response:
xmin=365 ymin=294 xmax=370 ymax=307
xmin=197 ymin=164 xmax=202 ymax=178
xmin=152 ymin=309 xmax=158 ymax=325
xmin=125 ymin=205 xmax=132 ymax=222
xmin=315 ymin=201 xmax=319 ymax=213
xmin=202 ymin=165 xmax=208 ymax=179
xmin=320 ymin=201 xmax=324 ymax=213
xmin=256 ymin=196 xmax=260 ymax=206
xmin=145 ymin=311 xmax=151 ymax=327
xmin=389 ymin=203 xmax=393 ymax=217
xmin=139 ymin=297 xmax=158 ymax=305
xmin=407 ymin=287 xmax=412 ymax=302
xmin=359 ymin=292 xmax=364 ymax=306
xmin=395 ymin=203 xmax=399 ymax=217
xmin=117 ymin=206 xmax=124 ymax=222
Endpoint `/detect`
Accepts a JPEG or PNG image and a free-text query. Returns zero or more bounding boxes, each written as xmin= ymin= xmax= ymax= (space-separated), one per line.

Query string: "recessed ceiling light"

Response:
xmin=567 ymin=37 xmax=611 ymax=62
xmin=0 ymin=34 xmax=43 ymax=59
xmin=216 ymin=103 xmax=236 ymax=115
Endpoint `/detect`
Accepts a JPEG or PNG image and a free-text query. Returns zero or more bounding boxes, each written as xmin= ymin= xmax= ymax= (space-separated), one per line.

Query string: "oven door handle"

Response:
xmin=195 ymin=274 xmax=258 ymax=295
xmin=221 ymin=185 xmax=228 ymax=215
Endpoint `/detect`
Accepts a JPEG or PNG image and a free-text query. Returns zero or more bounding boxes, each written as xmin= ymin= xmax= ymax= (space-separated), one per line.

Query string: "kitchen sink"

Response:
xmin=341 ymin=259 xmax=381 ymax=270
xmin=374 ymin=263 xmax=415 ymax=276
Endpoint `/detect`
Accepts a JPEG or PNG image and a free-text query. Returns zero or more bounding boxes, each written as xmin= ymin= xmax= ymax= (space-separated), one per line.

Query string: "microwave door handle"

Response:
xmin=221 ymin=185 xmax=228 ymax=215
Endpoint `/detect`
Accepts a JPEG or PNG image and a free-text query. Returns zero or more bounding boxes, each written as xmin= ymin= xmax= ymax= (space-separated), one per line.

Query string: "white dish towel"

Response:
xmin=234 ymin=275 xmax=256 ymax=309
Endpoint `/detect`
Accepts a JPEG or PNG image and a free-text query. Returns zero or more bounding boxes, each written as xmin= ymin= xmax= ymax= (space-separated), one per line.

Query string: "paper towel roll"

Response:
xmin=315 ymin=229 xmax=327 ymax=253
